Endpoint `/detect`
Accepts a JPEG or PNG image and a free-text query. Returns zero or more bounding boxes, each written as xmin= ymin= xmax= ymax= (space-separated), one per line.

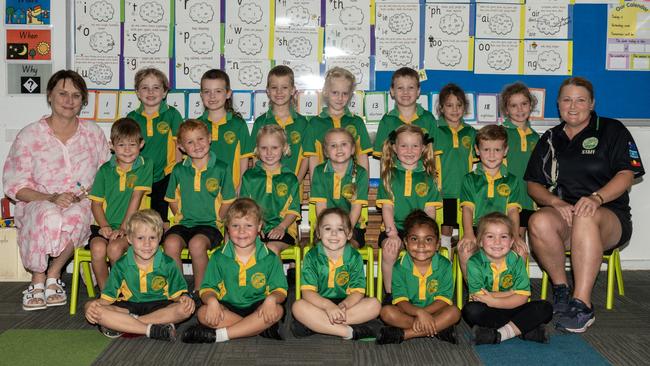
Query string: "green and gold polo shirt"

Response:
xmin=246 ymin=108 xmax=309 ymax=176
xmin=467 ymin=249 xmax=530 ymax=296
xmin=164 ymin=151 xmax=236 ymax=228
xmin=197 ymin=111 xmax=252 ymax=189
xmin=199 ymin=238 xmax=288 ymax=308
xmin=460 ymin=164 xmax=522 ymax=225
xmin=503 ymin=119 xmax=540 ymax=211
xmin=101 ymin=247 xmax=188 ymax=303
xmin=127 ymin=101 xmax=183 ymax=182
xmin=373 ymin=105 xmax=437 ymax=157
xmin=301 ymin=243 xmax=366 ymax=299
xmin=240 ymin=161 xmax=301 ymax=238
xmin=432 ymin=117 xmax=476 ymax=199
xmin=303 ymin=107 xmax=372 ymax=164
xmin=310 ymin=160 xmax=369 ymax=228
xmin=376 ymin=161 xmax=442 ymax=231
xmin=89 ymin=155 xmax=153 ymax=229
xmin=392 ymin=252 xmax=453 ymax=307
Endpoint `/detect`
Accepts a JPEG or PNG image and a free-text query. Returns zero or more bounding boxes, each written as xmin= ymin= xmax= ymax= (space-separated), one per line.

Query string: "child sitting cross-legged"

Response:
xmin=182 ymin=198 xmax=288 ymax=343
xmin=84 ymin=209 xmax=195 ymax=341
xmin=291 ymin=208 xmax=381 ymax=340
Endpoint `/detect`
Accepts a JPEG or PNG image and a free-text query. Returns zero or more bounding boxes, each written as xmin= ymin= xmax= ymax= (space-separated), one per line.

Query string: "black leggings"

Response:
xmin=462 ymin=300 xmax=553 ymax=334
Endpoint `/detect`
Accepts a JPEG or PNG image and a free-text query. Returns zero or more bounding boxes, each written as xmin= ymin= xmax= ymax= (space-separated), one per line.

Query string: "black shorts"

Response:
xmin=353 ymin=227 xmax=366 ymax=247
xmin=378 ymin=229 xmax=406 ymax=247
xmin=519 ymin=209 xmax=535 ymax=228
xmin=163 ymin=225 xmax=222 ymax=249
xmin=87 ymin=225 xmax=106 ymax=245
xmin=113 ymin=299 xmax=175 ymax=316
xmin=442 ymin=199 xmax=459 ymax=228
xmin=610 ymin=208 xmax=633 ymax=249
xmin=150 ymin=175 xmax=170 ymax=223
xmin=261 ymin=231 xmax=296 ymax=246
xmin=328 ymin=298 xmax=345 ymax=306
xmin=221 ymin=300 xmax=265 ymax=318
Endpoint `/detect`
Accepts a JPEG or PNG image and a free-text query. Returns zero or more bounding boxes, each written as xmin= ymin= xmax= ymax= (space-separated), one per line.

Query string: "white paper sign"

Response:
xmin=96 ymin=92 xmax=119 ymax=121
xmin=74 ymin=55 xmax=120 ymax=90
xmin=297 ymin=91 xmax=319 ymax=116
xmin=123 ymin=57 xmax=170 ymax=90
xmin=348 ymin=91 xmax=365 ymax=117
xmin=431 ymin=93 xmax=440 ymax=118
xmin=523 ymin=40 xmax=572 ymax=76
xmin=529 ymin=88 xmax=546 ymax=120
xmin=225 ymin=59 xmax=272 ymax=91
xmin=80 ymin=91 xmax=97 ymax=119
xmin=464 ymin=93 xmax=476 ymax=122
xmin=232 ymin=92 xmax=253 ymax=121
xmin=118 ymin=92 xmax=140 ymax=117
xmin=253 ymin=92 xmax=270 ymax=119
xmin=166 ymin=92 xmax=187 ymax=118
xmin=474 ymin=39 xmax=521 ymax=75
xmin=364 ymin=93 xmax=387 ymax=122
xmin=477 ymin=94 xmax=498 ymax=123
xmin=187 ymin=92 xmax=205 ymax=118
xmin=475 ymin=4 xmax=523 ymax=40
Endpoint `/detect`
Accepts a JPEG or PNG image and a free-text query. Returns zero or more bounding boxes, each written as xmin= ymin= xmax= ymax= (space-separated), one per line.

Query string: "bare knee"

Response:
xmin=90 ymin=239 xmax=107 ymax=259
xmin=380 ymin=305 xmax=400 ymax=324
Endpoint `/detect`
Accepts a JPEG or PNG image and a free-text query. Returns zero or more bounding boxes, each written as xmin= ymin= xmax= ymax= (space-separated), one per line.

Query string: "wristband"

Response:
xmin=591 ymin=192 xmax=604 ymax=205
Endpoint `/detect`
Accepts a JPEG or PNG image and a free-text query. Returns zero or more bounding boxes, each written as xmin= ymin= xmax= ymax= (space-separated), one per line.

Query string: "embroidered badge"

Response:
xmin=501 ymin=274 xmax=513 ymax=289
xmin=290 ymin=131 xmax=301 ymax=145
xmin=224 ymin=131 xmax=236 ymax=144
xmin=251 ymin=273 xmax=267 ymax=289
xmin=205 ymin=178 xmax=219 ymax=192
xmin=496 ymin=183 xmax=511 ymax=197
xmin=336 ymin=271 xmax=350 ymax=286
xmin=427 ymin=279 xmax=438 ymax=294
xmin=276 ymin=183 xmax=288 ymax=197
xmin=582 ymin=137 xmax=598 ymax=150
xmin=151 ymin=276 xmax=167 ymax=291
xmin=156 ymin=121 xmax=170 ymax=134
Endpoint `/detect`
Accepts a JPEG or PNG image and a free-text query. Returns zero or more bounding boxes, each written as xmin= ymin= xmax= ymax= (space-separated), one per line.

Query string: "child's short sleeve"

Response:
xmin=239 ymin=171 xmax=252 ymax=198
xmin=89 ymin=165 xmax=108 ymax=201
xmin=135 ymin=159 xmax=154 ymax=191
xmin=199 ymin=254 xmax=223 ymax=297
xmin=164 ymin=166 xmax=180 ymax=202
xmin=434 ymin=258 xmax=454 ymax=304
xmin=376 ymin=176 xmax=392 ymax=207
xmin=373 ymin=117 xmax=390 ymax=156
xmin=391 ymin=263 xmax=409 ymax=304
xmin=459 ymin=174 xmax=475 ymax=208
xmin=100 ymin=263 xmax=123 ymax=302
xmin=309 ymin=167 xmax=327 ymax=203
xmin=353 ymin=118 xmax=372 ymax=154
xmin=286 ymin=178 xmax=301 ymax=216
xmin=168 ymin=107 xmax=183 ymax=136
xmin=424 ymin=176 xmax=442 ymax=208
xmin=511 ymin=255 xmax=531 ymax=296
xmin=302 ymin=124 xmax=317 ymax=156
xmin=466 ymin=256 xmax=485 ymax=295
xmin=165 ymin=259 xmax=189 ymax=299
xmin=235 ymin=118 xmax=253 ymax=158
xmin=219 ymin=166 xmax=236 ymax=203
xmin=245 ymin=118 xmax=264 ymax=156
xmin=299 ymin=251 xmax=319 ymax=292
xmin=353 ymin=167 xmax=369 ymax=204
xmin=266 ymin=254 xmax=289 ymax=296
xmin=506 ymin=178 xmax=522 ymax=212
xmin=346 ymin=251 xmax=366 ymax=295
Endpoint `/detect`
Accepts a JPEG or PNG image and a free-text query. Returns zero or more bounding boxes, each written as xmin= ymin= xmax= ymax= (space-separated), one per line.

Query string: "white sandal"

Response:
xmin=45 ymin=278 xmax=67 ymax=307
xmin=22 ymin=283 xmax=47 ymax=311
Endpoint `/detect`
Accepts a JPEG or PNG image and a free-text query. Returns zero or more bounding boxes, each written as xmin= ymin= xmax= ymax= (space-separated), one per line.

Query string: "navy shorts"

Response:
xmin=163 ymin=225 xmax=223 ymax=249
xmin=221 ymin=300 xmax=265 ymax=318
xmin=519 ymin=209 xmax=535 ymax=228
xmin=149 ymin=175 xmax=170 ymax=223
xmin=261 ymin=231 xmax=296 ymax=246
xmin=442 ymin=199 xmax=459 ymax=228
xmin=113 ymin=299 xmax=175 ymax=316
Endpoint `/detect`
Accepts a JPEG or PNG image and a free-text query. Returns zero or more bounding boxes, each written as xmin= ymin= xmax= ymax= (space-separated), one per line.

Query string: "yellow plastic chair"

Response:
xmin=540 ymin=249 xmax=624 ymax=310
xmin=280 ymin=245 xmax=302 ymax=300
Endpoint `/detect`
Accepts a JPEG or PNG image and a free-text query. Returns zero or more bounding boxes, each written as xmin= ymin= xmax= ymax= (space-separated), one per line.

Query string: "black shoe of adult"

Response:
xmin=435 ymin=326 xmax=458 ymax=344
xmin=471 ymin=325 xmax=501 ymax=345
xmin=181 ymin=324 xmax=216 ymax=343
xmin=376 ymin=326 xmax=404 ymax=345
xmin=290 ymin=319 xmax=315 ymax=338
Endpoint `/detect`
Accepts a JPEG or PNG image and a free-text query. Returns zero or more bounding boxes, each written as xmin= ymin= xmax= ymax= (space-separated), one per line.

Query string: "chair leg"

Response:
xmin=376 ymin=249 xmax=383 ymax=303
xmin=367 ymin=247 xmax=374 ymax=298
xmin=70 ymin=249 xmax=82 ymax=315
xmin=540 ymin=271 xmax=549 ymax=300
xmin=453 ymin=254 xmax=463 ymax=309
xmin=606 ymin=253 xmax=616 ymax=310
xmin=295 ymin=248 xmax=301 ymax=301
xmin=614 ymin=250 xmax=625 ymax=296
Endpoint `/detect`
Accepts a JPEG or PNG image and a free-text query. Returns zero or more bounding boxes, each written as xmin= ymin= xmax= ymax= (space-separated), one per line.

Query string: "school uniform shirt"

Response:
xmin=300 ymin=243 xmax=366 ymax=299
xmin=101 ymin=247 xmax=188 ymax=303
xmin=127 ymin=101 xmax=183 ymax=182
xmin=460 ymin=165 xmax=522 ymax=226
xmin=197 ymin=111 xmax=252 ymax=188
xmin=376 ymin=161 xmax=442 ymax=231
xmin=372 ymin=105 xmax=437 ymax=157
xmin=432 ymin=117 xmax=476 ymax=199
xmin=524 ymin=112 xmax=645 ymax=220
xmin=503 ymin=119 xmax=540 ymax=211
xmin=303 ymin=107 xmax=372 ymax=164
xmin=392 ymin=253 xmax=453 ymax=307
xmin=246 ymin=108 xmax=309 ymax=176
xmin=309 ymin=160 xmax=369 ymax=228
xmin=89 ymin=155 xmax=153 ymax=229
xmin=164 ymin=151 xmax=236 ymax=228
xmin=467 ymin=249 xmax=530 ymax=297
xmin=240 ymin=161 xmax=301 ymax=238
xmin=199 ymin=238 xmax=288 ymax=309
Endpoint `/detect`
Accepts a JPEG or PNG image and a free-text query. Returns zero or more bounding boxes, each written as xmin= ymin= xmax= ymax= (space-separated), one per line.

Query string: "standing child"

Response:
xmin=377 ymin=210 xmax=460 ymax=344
xmin=500 ymin=82 xmax=540 ymax=238
xmin=304 ymin=67 xmax=372 ymax=176
xmin=458 ymin=124 xmax=527 ymax=276
xmin=291 ymin=208 xmax=381 ymax=340
xmin=88 ymin=118 xmax=153 ymax=290
xmin=433 ymin=83 xmax=476 ymax=254
xmin=373 ymin=67 xmax=437 ymax=158
xmin=84 ymin=210 xmax=194 ymax=341
xmin=164 ymin=120 xmax=236 ymax=298
xmin=310 ymin=128 xmax=369 ymax=247
xmin=463 ymin=212 xmax=553 ymax=344
xmin=247 ymin=65 xmax=310 ymax=181
xmin=198 ymin=69 xmax=252 ymax=191
xmin=240 ymin=125 xmax=301 ymax=255
xmin=182 ymin=198 xmax=288 ymax=343
xmin=127 ymin=68 xmax=183 ymax=227
xmin=377 ymin=125 xmax=442 ymax=301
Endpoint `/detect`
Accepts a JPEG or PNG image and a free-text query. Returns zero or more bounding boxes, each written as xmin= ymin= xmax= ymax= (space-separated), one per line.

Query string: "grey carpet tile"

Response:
xmin=583 ymin=334 xmax=650 ymax=366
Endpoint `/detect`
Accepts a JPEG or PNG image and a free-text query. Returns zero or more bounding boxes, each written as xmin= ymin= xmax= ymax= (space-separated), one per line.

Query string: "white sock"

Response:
xmin=215 ymin=327 xmax=229 ymax=343
xmin=497 ymin=323 xmax=517 ymax=342
xmin=441 ymin=235 xmax=452 ymax=252
xmin=343 ymin=325 xmax=354 ymax=340
xmin=146 ymin=324 xmax=152 ymax=337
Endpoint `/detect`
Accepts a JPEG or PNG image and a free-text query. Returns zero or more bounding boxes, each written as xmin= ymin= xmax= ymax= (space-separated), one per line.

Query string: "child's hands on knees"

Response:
xmin=108 ymin=228 xmax=125 ymax=241
xmin=258 ymin=297 xmax=281 ymax=323
xmin=267 ymin=225 xmax=286 ymax=240
xmin=325 ymin=303 xmax=346 ymax=325
xmin=382 ymin=236 xmax=402 ymax=257
xmin=204 ymin=298 xmax=224 ymax=327
xmin=413 ymin=309 xmax=437 ymax=336
xmin=99 ymin=226 xmax=113 ymax=239
xmin=179 ymin=294 xmax=196 ymax=314
xmin=85 ymin=300 xmax=103 ymax=324
xmin=458 ymin=235 xmax=477 ymax=256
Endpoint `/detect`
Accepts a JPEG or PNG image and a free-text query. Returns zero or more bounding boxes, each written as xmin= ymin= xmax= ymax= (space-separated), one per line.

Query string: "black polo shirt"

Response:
xmin=524 ymin=112 xmax=644 ymax=219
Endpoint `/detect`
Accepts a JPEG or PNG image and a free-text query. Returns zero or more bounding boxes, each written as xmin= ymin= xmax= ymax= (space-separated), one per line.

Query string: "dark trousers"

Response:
xmin=462 ymin=300 xmax=553 ymax=334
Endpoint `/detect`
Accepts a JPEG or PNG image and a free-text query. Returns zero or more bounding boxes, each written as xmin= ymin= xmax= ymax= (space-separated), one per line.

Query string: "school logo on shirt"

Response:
xmin=496 ymin=183 xmax=511 ymax=197
xmin=582 ymin=137 xmax=599 ymax=150
xmin=276 ymin=183 xmax=288 ymax=197
xmin=629 ymin=141 xmax=640 ymax=159
xmin=224 ymin=131 xmax=236 ymax=144
xmin=461 ymin=136 xmax=472 ymax=149
xmin=501 ymin=274 xmax=513 ymax=289
xmin=157 ymin=121 xmax=170 ymax=134
xmin=345 ymin=125 xmax=358 ymax=138
xmin=342 ymin=184 xmax=355 ymax=200
xmin=336 ymin=271 xmax=350 ymax=286
xmin=251 ymin=272 xmax=267 ymax=289
xmin=415 ymin=182 xmax=429 ymax=197
xmin=290 ymin=131 xmax=301 ymax=145
xmin=427 ymin=279 xmax=438 ymax=294
xmin=125 ymin=174 xmax=138 ymax=189
xmin=150 ymin=276 xmax=167 ymax=291
xmin=205 ymin=178 xmax=219 ymax=192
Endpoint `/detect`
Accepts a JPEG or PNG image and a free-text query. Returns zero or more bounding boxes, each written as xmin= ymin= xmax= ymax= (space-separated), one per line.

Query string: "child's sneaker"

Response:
xmin=471 ymin=325 xmax=500 ymax=345
xmin=376 ymin=326 xmax=404 ymax=345
xmin=351 ymin=322 xmax=379 ymax=341
xmin=98 ymin=325 xmax=123 ymax=339
xmin=260 ymin=322 xmax=285 ymax=340
xmin=435 ymin=326 xmax=458 ymax=344
xmin=148 ymin=323 xmax=176 ymax=342
xmin=181 ymin=324 xmax=216 ymax=343
xmin=555 ymin=298 xmax=595 ymax=333
xmin=290 ymin=319 xmax=315 ymax=338
xmin=552 ymin=284 xmax=571 ymax=314
xmin=520 ymin=324 xmax=550 ymax=343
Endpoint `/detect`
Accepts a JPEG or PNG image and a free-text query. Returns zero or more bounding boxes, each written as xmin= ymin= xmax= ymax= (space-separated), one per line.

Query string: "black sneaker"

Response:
xmin=98 ymin=325 xmax=123 ymax=339
xmin=376 ymin=326 xmax=404 ymax=345
xmin=555 ymin=298 xmax=595 ymax=333
xmin=290 ymin=319 xmax=315 ymax=338
xmin=148 ymin=323 xmax=176 ymax=342
xmin=552 ymin=284 xmax=571 ymax=314
xmin=260 ymin=322 xmax=285 ymax=340
xmin=351 ymin=322 xmax=379 ymax=341
xmin=471 ymin=325 xmax=500 ymax=345
xmin=181 ymin=324 xmax=216 ymax=343
xmin=435 ymin=326 xmax=458 ymax=344
xmin=520 ymin=325 xmax=550 ymax=343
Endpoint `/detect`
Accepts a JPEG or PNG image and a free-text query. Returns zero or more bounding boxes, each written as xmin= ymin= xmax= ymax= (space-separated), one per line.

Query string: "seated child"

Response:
xmin=463 ymin=212 xmax=553 ymax=344
xmin=291 ymin=208 xmax=381 ymax=340
xmin=377 ymin=210 xmax=460 ymax=345
xmin=164 ymin=120 xmax=236 ymax=297
xmin=84 ymin=209 xmax=194 ymax=341
xmin=182 ymin=198 xmax=288 ymax=343
xmin=88 ymin=117 xmax=152 ymax=290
